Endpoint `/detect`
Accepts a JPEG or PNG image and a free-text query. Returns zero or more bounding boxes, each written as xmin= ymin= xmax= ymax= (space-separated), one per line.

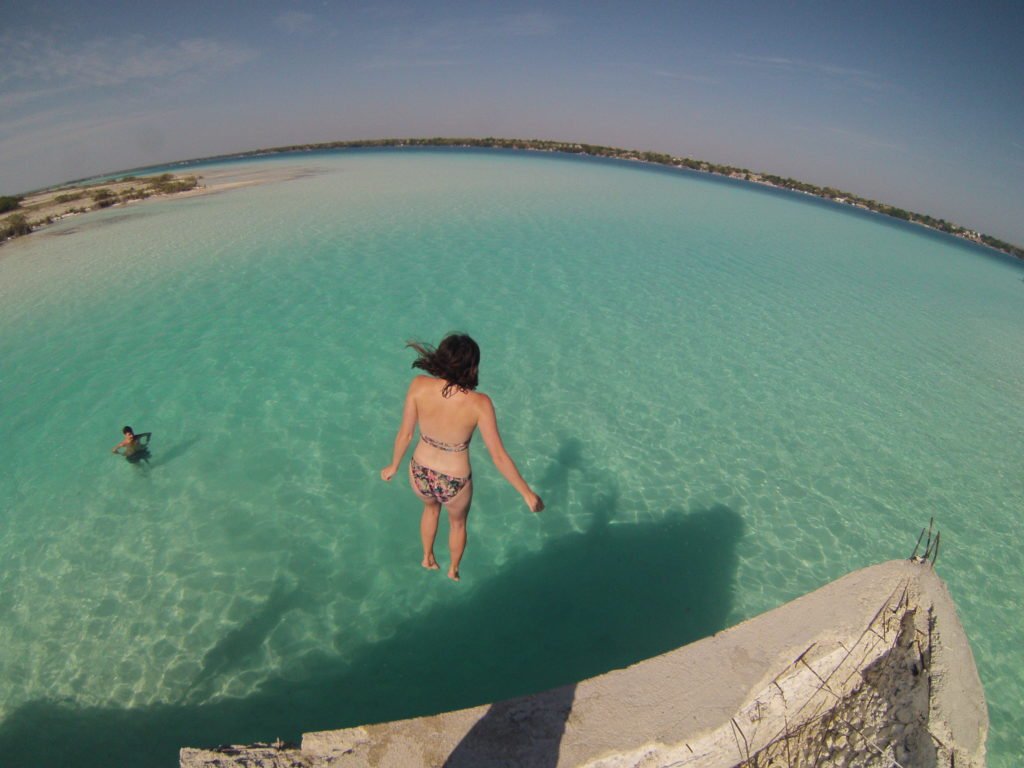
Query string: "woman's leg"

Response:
xmin=409 ymin=460 xmax=442 ymax=570
xmin=444 ymin=481 xmax=473 ymax=581
xmin=420 ymin=501 xmax=442 ymax=569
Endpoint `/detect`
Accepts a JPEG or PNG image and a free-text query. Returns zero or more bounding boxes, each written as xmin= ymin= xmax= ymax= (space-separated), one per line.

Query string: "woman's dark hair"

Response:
xmin=123 ymin=426 xmax=134 ymax=435
xmin=408 ymin=333 xmax=480 ymax=396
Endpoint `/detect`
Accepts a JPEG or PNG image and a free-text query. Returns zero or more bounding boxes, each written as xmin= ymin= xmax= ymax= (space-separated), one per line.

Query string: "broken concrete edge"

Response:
xmin=180 ymin=559 xmax=988 ymax=768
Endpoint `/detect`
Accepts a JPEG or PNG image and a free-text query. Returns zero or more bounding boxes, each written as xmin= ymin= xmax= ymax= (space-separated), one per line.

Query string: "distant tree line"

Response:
xmin=7 ymin=139 xmax=1023 ymax=260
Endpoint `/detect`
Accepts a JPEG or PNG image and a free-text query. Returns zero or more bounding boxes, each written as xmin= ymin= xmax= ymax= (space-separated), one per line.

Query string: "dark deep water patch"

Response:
xmin=0 ymin=503 xmax=743 ymax=767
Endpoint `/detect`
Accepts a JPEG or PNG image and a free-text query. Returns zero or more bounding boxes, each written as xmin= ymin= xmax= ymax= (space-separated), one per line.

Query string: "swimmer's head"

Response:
xmin=437 ymin=333 xmax=480 ymax=375
xmin=409 ymin=333 xmax=480 ymax=395
xmin=123 ymin=426 xmax=134 ymax=437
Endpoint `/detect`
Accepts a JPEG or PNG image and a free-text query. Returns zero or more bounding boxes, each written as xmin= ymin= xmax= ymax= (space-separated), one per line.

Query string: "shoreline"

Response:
xmin=100 ymin=136 xmax=1024 ymax=263
xmin=0 ymin=167 xmax=316 ymax=246
xmin=4 ymin=138 xmax=1022 ymax=263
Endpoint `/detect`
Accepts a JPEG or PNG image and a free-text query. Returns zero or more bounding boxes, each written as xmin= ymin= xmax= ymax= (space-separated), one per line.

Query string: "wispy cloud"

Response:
xmin=734 ymin=54 xmax=891 ymax=91
xmin=498 ymin=11 xmax=558 ymax=37
xmin=778 ymin=119 xmax=905 ymax=154
xmin=0 ymin=104 xmax=76 ymax=137
xmin=652 ymin=69 xmax=718 ymax=85
xmin=275 ymin=11 xmax=317 ymax=36
xmin=1009 ymin=143 xmax=1024 ymax=169
xmin=824 ymin=125 xmax=905 ymax=153
xmin=0 ymin=84 xmax=79 ymax=115
xmin=358 ymin=54 xmax=459 ymax=72
xmin=410 ymin=11 xmax=558 ymax=48
xmin=0 ymin=32 xmax=257 ymax=91
xmin=357 ymin=11 xmax=557 ymax=69
xmin=0 ymin=108 xmax=173 ymax=158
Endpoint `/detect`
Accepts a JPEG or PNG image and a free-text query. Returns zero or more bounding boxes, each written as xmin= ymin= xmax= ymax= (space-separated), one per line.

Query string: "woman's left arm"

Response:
xmin=380 ymin=381 xmax=419 ymax=481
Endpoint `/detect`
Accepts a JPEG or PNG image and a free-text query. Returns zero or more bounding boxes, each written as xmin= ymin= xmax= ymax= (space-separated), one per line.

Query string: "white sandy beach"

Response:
xmin=5 ymin=165 xmax=322 ymax=240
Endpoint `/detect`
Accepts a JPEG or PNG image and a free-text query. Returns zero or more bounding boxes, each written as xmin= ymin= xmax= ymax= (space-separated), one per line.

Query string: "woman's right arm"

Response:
xmin=476 ymin=395 xmax=544 ymax=512
xmin=380 ymin=380 xmax=419 ymax=481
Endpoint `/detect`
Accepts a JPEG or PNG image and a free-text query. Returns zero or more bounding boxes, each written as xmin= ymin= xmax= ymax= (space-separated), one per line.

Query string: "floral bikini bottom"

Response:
xmin=409 ymin=458 xmax=471 ymax=504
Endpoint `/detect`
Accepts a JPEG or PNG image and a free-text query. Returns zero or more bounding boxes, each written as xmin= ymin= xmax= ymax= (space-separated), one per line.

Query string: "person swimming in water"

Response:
xmin=112 ymin=426 xmax=152 ymax=464
xmin=380 ymin=334 xmax=544 ymax=581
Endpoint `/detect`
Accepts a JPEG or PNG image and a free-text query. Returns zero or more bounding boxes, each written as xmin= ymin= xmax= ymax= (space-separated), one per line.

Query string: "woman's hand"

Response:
xmin=523 ymin=492 xmax=544 ymax=513
xmin=380 ymin=464 xmax=399 ymax=481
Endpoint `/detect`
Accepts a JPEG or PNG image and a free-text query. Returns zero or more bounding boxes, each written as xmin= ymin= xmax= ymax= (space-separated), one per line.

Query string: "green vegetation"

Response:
xmin=0 ymin=196 xmax=22 ymax=214
xmin=119 ymin=186 xmax=151 ymax=202
xmin=0 ymin=214 xmax=31 ymax=239
xmin=147 ymin=173 xmax=199 ymax=194
xmin=0 ymin=173 xmax=201 ymax=245
xmin=92 ymin=188 xmax=117 ymax=208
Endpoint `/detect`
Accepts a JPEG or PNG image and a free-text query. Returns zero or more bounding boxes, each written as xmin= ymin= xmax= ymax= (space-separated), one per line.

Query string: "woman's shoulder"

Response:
xmin=409 ymin=375 xmax=450 ymax=400
xmin=409 ymin=374 xmax=436 ymax=390
xmin=467 ymin=390 xmax=493 ymax=410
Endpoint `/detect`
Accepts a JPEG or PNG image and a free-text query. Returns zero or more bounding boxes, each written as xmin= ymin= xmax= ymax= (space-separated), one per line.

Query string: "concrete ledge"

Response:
xmin=181 ymin=560 xmax=987 ymax=767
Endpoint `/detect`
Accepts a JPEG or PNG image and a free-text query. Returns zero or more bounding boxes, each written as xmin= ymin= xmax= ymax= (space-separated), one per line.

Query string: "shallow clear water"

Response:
xmin=0 ymin=149 xmax=1021 ymax=766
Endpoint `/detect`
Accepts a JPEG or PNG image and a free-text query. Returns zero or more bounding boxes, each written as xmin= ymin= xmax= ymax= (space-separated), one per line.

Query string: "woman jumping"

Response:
xmin=380 ymin=333 xmax=543 ymax=581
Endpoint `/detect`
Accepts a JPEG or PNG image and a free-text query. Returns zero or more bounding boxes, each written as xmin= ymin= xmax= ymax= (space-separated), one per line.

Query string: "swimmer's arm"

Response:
xmin=380 ymin=381 xmax=419 ymax=481
xmin=112 ymin=437 xmax=131 ymax=453
xmin=136 ymin=432 xmax=152 ymax=445
xmin=477 ymin=395 xmax=544 ymax=513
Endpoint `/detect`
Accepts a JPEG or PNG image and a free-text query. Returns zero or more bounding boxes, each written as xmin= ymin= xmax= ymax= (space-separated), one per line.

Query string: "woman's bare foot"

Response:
xmin=448 ymin=568 xmax=460 ymax=582
xmin=422 ymin=555 xmax=440 ymax=571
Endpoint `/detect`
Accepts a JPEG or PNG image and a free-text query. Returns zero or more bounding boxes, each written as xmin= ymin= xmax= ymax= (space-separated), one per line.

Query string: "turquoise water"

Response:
xmin=0 ymin=149 xmax=1021 ymax=765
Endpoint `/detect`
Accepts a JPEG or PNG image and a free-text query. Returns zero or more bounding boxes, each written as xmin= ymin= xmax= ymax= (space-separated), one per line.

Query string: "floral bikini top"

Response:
xmin=420 ymin=433 xmax=471 ymax=452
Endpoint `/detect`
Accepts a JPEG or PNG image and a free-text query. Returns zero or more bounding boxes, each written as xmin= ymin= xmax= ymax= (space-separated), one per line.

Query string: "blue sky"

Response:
xmin=2 ymin=1 xmax=1022 ymax=243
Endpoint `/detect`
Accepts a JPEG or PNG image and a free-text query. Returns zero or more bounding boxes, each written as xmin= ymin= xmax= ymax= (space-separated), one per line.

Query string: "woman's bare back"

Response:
xmin=410 ymin=376 xmax=481 ymax=476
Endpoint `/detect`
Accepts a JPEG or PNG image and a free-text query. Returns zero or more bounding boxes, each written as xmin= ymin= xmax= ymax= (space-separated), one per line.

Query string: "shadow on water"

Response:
xmin=150 ymin=436 xmax=201 ymax=468
xmin=0 ymin=443 xmax=744 ymax=768
xmin=537 ymin=436 xmax=585 ymax=511
xmin=125 ymin=448 xmax=152 ymax=467
xmin=121 ymin=435 xmax=200 ymax=473
xmin=44 ymin=211 xmax=150 ymax=238
xmin=183 ymin=579 xmax=301 ymax=703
